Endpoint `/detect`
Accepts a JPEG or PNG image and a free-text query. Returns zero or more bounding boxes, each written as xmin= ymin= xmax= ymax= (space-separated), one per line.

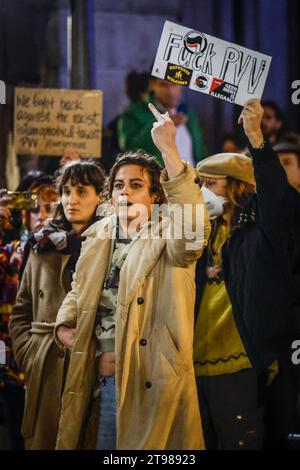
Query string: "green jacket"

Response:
xmin=118 ymin=93 xmax=207 ymax=167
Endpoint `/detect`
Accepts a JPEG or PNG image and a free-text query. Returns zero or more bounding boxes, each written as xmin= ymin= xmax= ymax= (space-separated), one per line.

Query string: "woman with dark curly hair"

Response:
xmin=54 ymin=104 xmax=210 ymax=450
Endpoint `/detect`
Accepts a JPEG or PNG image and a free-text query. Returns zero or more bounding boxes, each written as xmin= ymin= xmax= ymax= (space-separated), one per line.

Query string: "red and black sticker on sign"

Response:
xmin=209 ymin=78 xmax=238 ymax=103
xmin=164 ymin=63 xmax=192 ymax=86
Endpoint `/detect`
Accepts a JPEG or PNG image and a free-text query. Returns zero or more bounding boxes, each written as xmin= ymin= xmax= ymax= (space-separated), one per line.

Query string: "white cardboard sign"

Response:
xmin=152 ymin=21 xmax=272 ymax=106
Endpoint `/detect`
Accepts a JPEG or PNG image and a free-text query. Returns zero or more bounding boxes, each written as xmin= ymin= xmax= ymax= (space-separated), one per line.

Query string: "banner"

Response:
xmin=152 ymin=21 xmax=272 ymax=106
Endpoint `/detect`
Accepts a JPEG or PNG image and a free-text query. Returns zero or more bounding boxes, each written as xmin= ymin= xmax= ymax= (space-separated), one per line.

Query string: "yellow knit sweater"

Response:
xmin=194 ymin=223 xmax=278 ymax=381
xmin=194 ymin=223 xmax=252 ymax=376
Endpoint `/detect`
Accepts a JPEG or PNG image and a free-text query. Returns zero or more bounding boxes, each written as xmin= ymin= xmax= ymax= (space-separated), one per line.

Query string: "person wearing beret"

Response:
xmin=193 ymin=99 xmax=300 ymax=450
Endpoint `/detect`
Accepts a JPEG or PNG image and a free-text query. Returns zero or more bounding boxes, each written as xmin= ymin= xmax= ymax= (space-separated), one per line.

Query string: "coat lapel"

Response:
xmin=59 ymin=255 xmax=72 ymax=292
xmin=75 ymin=217 xmax=114 ymax=313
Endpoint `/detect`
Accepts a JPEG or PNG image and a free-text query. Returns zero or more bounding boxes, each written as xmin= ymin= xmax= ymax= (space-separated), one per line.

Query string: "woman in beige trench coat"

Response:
xmin=55 ymin=105 xmax=211 ymax=450
xmin=10 ymin=161 xmax=105 ymax=449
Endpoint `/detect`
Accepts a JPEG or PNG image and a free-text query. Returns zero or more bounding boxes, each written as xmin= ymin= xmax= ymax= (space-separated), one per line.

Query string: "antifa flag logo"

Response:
xmin=184 ymin=30 xmax=207 ymax=56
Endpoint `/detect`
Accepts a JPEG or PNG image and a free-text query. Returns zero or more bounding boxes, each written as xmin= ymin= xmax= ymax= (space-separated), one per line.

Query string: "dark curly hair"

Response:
xmin=107 ymin=151 xmax=166 ymax=205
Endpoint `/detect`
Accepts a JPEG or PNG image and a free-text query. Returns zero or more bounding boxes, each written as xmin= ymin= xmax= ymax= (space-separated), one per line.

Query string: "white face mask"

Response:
xmin=201 ymin=186 xmax=228 ymax=219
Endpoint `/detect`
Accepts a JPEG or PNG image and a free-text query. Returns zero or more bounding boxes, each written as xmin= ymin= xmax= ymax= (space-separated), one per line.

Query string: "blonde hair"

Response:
xmin=226 ymin=177 xmax=255 ymax=209
xmin=207 ymin=177 xmax=256 ymax=261
xmin=35 ymin=184 xmax=58 ymax=203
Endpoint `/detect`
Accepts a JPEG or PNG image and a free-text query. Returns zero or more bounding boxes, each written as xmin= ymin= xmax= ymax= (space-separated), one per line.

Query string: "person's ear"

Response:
xmin=96 ymin=194 xmax=102 ymax=205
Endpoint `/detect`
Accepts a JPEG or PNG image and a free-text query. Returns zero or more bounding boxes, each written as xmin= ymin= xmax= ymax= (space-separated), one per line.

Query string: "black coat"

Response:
xmin=195 ymin=141 xmax=300 ymax=372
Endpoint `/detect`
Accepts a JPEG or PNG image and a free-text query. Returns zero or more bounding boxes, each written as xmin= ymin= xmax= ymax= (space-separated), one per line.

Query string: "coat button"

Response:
xmin=140 ymin=339 xmax=147 ymax=347
xmin=38 ymin=289 xmax=44 ymax=298
xmin=137 ymin=298 xmax=144 ymax=305
xmin=145 ymin=381 xmax=152 ymax=389
xmin=59 ymin=350 xmax=65 ymax=358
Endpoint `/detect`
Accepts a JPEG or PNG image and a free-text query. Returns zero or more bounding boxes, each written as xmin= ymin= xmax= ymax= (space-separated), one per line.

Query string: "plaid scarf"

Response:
xmin=26 ymin=226 xmax=86 ymax=277
xmin=28 ymin=227 xmax=83 ymax=255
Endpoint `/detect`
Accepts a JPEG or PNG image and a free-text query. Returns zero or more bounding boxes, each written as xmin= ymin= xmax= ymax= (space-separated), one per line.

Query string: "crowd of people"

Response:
xmin=0 ymin=79 xmax=300 ymax=451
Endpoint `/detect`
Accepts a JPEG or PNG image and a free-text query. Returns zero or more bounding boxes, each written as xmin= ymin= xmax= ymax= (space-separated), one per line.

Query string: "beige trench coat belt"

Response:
xmin=22 ymin=321 xmax=57 ymax=438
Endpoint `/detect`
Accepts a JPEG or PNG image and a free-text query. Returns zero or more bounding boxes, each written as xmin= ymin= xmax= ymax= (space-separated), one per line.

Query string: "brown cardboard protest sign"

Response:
xmin=14 ymin=88 xmax=102 ymax=157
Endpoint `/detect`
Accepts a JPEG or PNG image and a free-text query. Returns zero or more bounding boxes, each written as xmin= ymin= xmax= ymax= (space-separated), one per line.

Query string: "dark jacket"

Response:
xmin=195 ymin=141 xmax=300 ymax=372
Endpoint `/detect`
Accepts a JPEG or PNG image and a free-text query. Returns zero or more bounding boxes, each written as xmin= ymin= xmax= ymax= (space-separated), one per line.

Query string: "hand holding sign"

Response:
xmin=149 ymin=103 xmax=185 ymax=178
xmin=238 ymin=99 xmax=264 ymax=148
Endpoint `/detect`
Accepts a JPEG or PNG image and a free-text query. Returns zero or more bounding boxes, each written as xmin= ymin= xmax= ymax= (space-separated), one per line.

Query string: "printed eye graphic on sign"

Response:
xmin=152 ymin=21 xmax=272 ymax=106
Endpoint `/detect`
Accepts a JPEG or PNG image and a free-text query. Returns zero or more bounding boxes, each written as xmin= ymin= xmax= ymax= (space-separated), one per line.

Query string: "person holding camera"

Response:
xmin=0 ymin=177 xmax=58 ymax=318
xmin=0 ymin=174 xmax=58 ymax=449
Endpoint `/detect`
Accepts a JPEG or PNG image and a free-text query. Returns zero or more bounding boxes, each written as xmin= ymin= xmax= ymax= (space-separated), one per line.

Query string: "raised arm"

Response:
xmin=239 ymin=99 xmax=293 ymax=241
xmin=149 ymin=103 xmax=210 ymax=267
xmin=149 ymin=103 xmax=185 ymax=178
